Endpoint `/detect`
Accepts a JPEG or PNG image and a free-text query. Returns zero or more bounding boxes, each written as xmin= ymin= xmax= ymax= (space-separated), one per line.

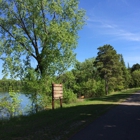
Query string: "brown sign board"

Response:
xmin=52 ymin=84 xmax=63 ymax=99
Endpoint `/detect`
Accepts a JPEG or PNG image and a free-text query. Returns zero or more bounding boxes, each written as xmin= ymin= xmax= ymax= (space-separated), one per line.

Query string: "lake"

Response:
xmin=0 ymin=92 xmax=32 ymax=119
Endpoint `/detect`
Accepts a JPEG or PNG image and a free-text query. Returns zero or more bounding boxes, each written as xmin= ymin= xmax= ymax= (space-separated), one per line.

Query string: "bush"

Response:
xmin=63 ymin=89 xmax=77 ymax=104
xmin=93 ymin=80 xmax=105 ymax=97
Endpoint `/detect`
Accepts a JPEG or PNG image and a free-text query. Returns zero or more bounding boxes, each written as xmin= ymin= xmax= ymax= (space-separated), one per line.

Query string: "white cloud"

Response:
xmin=107 ymin=29 xmax=140 ymax=41
xmin=87 ymin=17 xmax=140 ymax=42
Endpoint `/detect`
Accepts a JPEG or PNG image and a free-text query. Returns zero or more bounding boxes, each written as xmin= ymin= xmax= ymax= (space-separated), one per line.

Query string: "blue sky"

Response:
xmin=76 ymin=0 xmax=140 ymax=66
xmin=0 ymin=0 xmax=140 ymax=79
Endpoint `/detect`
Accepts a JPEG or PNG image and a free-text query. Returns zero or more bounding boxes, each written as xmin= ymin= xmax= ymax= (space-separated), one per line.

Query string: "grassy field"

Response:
xmin=0 ymin=88 xmax=139 ymax=140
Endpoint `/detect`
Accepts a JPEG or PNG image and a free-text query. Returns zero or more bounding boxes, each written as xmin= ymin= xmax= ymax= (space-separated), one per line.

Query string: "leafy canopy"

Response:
xmin=0 ymin=0 xmax=86 ymax=78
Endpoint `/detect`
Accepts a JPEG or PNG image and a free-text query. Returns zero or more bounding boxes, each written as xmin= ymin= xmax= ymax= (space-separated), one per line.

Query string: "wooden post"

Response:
xmin=52 ymin=84 xmax=54 ymax=109
xmin=52 ymin=98 xmax=54 ymax=110
xmin=60 ymin=97 xmax=62 ymax=108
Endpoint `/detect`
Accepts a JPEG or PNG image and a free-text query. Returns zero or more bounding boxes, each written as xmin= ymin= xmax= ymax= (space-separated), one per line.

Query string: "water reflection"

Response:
xmin=0 ymin=92 xmax=31 ymax=119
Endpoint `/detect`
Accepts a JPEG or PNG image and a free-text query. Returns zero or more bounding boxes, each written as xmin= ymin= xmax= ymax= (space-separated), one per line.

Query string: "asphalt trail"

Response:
xmin=69 ymin=92 xmax=140 ymax=140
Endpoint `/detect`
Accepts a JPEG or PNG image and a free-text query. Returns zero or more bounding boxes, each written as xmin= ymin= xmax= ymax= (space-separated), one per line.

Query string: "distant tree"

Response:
xmin=94 ymin=44 xmax=123 ymax=95
xmin=57 ymin=71 xmax=77 ymax=103
xmin=58 ymin=71 xmax=75 ymax=90
xmin=131 ymin=70 xmax=140 ymax=87
xmin=120 ymin=54 xmax=125 ymax=66
xmin=127 ymin=63 xmax=130 ymax=69
xmin=131 ymin=63 xmax=140 ymax=73
xmin=0 ymin=0 xmax=86 ymax=78
xmin=72 ymin=58 xmax=96 ymax=97
xmin=73 ymin=58 xmax=95 ymax=82
xmin=69 ymin=58 xmax=105 ymax=97
xmin=120 ymin=54 xmax=131 ymax=89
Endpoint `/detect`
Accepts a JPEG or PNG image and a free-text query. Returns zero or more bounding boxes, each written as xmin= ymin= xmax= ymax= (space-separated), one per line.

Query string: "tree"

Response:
xmin=131 ymin=70 xmax=140 ymax=87
xmin=120 ymin=54 xmax=131 ymax=89
xmin=69 ymin=58 xmax=105 ymax=98
xmin=94 ymin=44 xmax=123 ymax=95
xmin=0 ymin=0 xmax=86 ymax=78
xmin=131 ymin=63 xmax=140 ymax=73
xmin=72 ymin=58 xmax=96 ymax=97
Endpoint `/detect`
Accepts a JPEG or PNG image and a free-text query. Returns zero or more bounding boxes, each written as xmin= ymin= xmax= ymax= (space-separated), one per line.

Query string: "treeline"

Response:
xmin=57 ymin=44 xmax=140 ymax=97
xmin=0 ymin=44 xmax=140 ymax=114
xmin=0 ymin=44 xmax=140 ymax=98
xmin=0 ymin=79 xmax=22 ymax=92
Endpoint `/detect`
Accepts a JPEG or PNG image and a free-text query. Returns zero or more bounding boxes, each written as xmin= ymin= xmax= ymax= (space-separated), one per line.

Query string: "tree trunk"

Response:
xmin=36 ymin=56 xmax=44 ymax=76
xmin=105 ymin=78 xmax=108 ymax=95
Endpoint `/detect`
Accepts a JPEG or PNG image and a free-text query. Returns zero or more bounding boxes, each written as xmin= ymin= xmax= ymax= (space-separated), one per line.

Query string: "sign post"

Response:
xmin=52 ymin=84 xmax=63 ymax=109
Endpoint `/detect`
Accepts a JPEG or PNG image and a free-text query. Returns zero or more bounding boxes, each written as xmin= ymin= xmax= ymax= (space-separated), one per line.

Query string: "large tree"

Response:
xmin=94 ymin=44 xmax=123 ymax=95
xmin=0 ymin=0 xmax=85 ymax=78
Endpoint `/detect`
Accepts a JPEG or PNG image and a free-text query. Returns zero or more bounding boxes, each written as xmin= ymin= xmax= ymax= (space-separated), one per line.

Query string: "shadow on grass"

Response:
xmin=0 ymin=104 xmax=115 ymax=140
xmin=0 ymin=90 xmax=139 ymax=140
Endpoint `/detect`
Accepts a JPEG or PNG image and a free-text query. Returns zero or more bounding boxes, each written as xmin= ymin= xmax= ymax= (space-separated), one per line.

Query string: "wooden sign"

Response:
xmin=52 ymin=84 xmax=63 ymax=99
xmin=52 ymin=84 xmax=63 ymax=109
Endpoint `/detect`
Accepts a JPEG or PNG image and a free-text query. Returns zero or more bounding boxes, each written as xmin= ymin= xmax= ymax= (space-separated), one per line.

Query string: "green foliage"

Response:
xmin=93 ymin=80 xmax=105 ymax=96
xmin=0 ymin=0 xmax=86 ymax=114
xmin=0 ymin=79 xmax=22 ymax=92
xmin=56 ymin=58 xmax=106 ymax=98
xmin=57 ymin=58 xmax=106 ymax=98
xmin=63 ymin=89 xmax=77 ymax=103
xmin=0 ymin=0 xmax=86 ymax=78
xmin=8 ymin=90 xmax=22 ymax=117
xmin=57 ymin=71 xmax=75 ymax=90
xmin=22 ymin=70 xmax=54 ymax=113
xmin=119 ymin=55 xmax=131 ymax=89
xmin=129 ymin=63 xmax=140 ymax=88
xmin=0 ymin=89 xmax=21 ymax=118
xmin=71 ymin=58 xmax=96 ymax=97
xmin=131 ymin=63 xmax=140 ymax=73
xmin=131 ymin=70 xmax=140 ymax=87
xmin=94 ymin=44 xmax=123 ymax=94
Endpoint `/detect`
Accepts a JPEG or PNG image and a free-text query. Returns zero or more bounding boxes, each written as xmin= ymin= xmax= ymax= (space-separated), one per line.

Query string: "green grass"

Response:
xmin=0 ymin=88 xmax=139 ymax=140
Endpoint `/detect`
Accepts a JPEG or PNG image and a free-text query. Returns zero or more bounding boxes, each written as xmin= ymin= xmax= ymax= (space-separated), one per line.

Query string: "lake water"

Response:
xmin=0 ymin=92 xmax=32 ymax=119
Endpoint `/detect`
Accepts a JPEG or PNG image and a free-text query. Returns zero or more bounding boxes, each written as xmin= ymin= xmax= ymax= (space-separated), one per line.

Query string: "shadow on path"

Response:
xmin=69 ymin=93 xmax=140 ymax=140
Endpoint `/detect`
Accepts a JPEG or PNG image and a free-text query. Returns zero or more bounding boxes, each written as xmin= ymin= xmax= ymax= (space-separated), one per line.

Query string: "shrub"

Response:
xmin=63 ymin=89 xmax=77 ymax=104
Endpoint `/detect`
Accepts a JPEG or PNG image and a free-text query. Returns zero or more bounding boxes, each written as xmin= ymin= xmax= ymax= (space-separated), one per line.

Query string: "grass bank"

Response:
xmin=0 ymin=88 xmax=139 ymax=140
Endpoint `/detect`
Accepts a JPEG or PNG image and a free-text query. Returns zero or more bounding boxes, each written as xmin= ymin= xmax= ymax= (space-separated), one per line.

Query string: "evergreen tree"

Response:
xmin=120 ymin=54 xmax=131 ymax=89
xmin=94 ymin=44 xmax=123 ymax=95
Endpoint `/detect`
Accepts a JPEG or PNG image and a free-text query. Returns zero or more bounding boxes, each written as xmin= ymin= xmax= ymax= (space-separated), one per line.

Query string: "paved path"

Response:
xmin=69 ymin=92 xmax=140 ymax=140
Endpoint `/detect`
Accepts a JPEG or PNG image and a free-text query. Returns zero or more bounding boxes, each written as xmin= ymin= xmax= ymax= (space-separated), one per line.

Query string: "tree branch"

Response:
xmin=15 ymin=3 xmax=40 ymax=59
xmin=0 ymin=24 xmax=36 ymax=59
xmin=40 ymin=1 xmax=48 ymax=34
xmin=32 ymin=16 xmax=38 ymax=48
